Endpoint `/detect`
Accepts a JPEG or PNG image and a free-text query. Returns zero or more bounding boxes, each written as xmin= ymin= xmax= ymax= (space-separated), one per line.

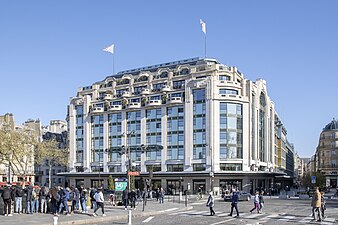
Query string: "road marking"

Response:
xmin=259 ymin=214 xmax=278 ymax=221
xmin=164 ymin=208 xmax=178 ymax=212
xmin=245 ymin=213 xmax=263 ymax=219
xmin=142 ymin=216 xmax=154 ymax=223
xmin=278 ymin=215 xmax=295 ymax=221
xmin=298 ymin=216 xmax=313 ymax=223
xmin=169 ymin=210 xmax=197 ymax=215
xmin=210 ymin=218 xmax=235 ymax=225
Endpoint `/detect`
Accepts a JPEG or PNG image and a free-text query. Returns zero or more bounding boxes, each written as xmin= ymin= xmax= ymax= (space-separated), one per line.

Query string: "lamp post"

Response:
xmin=124 ymin=130 xmax=135 ymax=190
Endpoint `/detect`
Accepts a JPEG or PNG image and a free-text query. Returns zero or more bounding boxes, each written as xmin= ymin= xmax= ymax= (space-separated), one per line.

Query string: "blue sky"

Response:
xmin=0 ymin=0 xmax=337 ymax=157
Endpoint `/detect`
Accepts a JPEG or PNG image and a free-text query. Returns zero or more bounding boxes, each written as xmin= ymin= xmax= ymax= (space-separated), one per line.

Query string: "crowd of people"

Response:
xmin=0 ymin=183 xmax=107 ymax=217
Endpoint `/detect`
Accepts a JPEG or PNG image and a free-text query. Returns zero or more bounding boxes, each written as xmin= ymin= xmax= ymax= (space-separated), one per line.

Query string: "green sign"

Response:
xmin=115 ymin=181 xmax=127 ymax=191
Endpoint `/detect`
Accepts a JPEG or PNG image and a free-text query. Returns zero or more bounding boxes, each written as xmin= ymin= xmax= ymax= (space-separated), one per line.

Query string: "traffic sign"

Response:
xmin=311 ymin=176 xmax=316 ymax=184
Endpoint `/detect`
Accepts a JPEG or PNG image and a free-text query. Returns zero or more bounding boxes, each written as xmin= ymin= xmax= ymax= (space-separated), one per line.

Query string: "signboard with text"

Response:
xmin=128 ymin=171 xmax=140 ymax=176
xmin=114 ymin=178 xmax=128 ymax=191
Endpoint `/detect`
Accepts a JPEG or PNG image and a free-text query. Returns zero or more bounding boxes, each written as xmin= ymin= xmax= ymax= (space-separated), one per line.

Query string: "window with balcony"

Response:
xmin=220 ymin=163 xmax=242 ymax=171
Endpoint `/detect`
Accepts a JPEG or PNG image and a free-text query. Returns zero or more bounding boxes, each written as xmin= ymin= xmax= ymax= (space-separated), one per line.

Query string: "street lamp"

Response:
xmin=124 ymin=130 xmax=135 ymax=190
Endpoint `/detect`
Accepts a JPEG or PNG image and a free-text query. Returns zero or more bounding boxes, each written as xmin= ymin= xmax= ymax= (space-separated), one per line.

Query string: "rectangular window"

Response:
xmin=193 ymin=163 xmax=206 ymax=171
xmin=167 ymin=164 xmax=184 ymax=172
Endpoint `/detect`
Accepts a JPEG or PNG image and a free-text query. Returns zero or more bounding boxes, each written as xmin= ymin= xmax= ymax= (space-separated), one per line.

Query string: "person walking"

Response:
xmin=93 ymin=188 xmax=106 ymax=217
xmin=250 ymin=191 xmax=260 ymax=213
xmin=259 ymin=190 xmax=265 ymax=213
xmin=14 ymin=183 xmax=24 ymax=214
xmin=311 ymin=187 xmax=322 ymax=222
xmin=79 ymin=187 xmax=88 ymax=213
xmin=58 ymin=186 xmax=70 ymax=216
xmin=129 ymin=189 xmax=137 ymax=210
xmin=39 ymin=186 xmax=48 ymax=213
xmin=228 ymin=189 xmax=239 ymax=217
xmin=206 ymin=191 xmax=215 ymax=216
xmin=122 ymin=187 xmax=129 ymax=210
xmin=32 ymin=187 xmax=39 ymax=213
xmin=2 ymin=184 xmax=13 ymax=216
xmin=90 ymin=188 xmax=97 ymax=212
xmin=321 ymin=191 xmax=326 ymax=219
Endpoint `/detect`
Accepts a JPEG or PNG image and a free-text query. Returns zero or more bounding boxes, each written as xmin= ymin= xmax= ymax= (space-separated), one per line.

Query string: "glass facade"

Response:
xmin=219 ymin=103 xmax=243 ymax=159
xmin=167 ymin=106 xmax=184 ymax=160
xmin=146 ymin=109 xmax=162 ymax=161
xmin=75 ymin=105 xmax=84 ymax=163
xmin=127 ymin=111 xmax=141 ymax=161
xmin=91 ymin=115 xmax=104 ymax=163
xmin=108 ymin=113 xmax=122 ymax=162
xmin=259 ymin=93 xmax=266 ymax=161
xmin=193 ymin=89 xmax=206 ymax=159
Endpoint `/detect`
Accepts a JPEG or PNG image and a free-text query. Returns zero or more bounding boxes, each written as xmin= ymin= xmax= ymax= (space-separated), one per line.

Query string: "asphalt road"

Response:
xmin=99 ymin=197 xmax=338 ymax=225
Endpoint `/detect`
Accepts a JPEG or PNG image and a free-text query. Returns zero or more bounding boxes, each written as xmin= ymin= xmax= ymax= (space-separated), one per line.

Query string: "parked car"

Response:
xmin=224 ymin=191 xmax=251 ymax=201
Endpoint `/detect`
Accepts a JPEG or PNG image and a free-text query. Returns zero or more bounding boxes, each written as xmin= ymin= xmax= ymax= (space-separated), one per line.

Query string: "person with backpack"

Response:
xmin=15 ymin=183 xmax=24 ymax=214
xmin=39 ymin=186 xmax=48 ymax=213
xmin=25 ymin=185 xmax=33 ymax=214
xmin=93 ymin=188 xmax=106 ymax=217
xmin=2 ymin=184 xmax=13 ymax=216
xmin=228 ymin=189 xmax=239 ymax=217
xmin=58 ymin=186 xmax=70 ymax=216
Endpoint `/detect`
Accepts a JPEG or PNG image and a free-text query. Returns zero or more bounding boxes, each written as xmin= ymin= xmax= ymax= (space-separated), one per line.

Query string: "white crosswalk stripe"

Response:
xmin=169 ymin=210 xmax=197 ymax=215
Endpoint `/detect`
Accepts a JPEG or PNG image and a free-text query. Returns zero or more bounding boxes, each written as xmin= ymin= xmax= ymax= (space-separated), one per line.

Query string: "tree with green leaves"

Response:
xmin=35 ymin=139 xmax=69 ymax=188
xmin=301 ymin=171 xmax=326 ymax=189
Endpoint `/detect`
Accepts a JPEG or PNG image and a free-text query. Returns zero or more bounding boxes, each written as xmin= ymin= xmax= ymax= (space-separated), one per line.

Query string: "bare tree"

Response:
xmin=35 ymin=139 xmax=69 ymax=188
xmin=0 ymin=124 xmax=37 ymax=186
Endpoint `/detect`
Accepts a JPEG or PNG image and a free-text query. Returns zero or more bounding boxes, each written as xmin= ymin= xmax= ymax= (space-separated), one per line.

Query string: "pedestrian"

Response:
xmin=129 ymin=189 xmax=137 ymax=210
xmin=228 ymin=189 xmax=239 ymax=217
xmin=14 ymin=183 xmax=24 ymax=214
xmin=93 ymin=188 xmax=106 ymax=217
xmin=206 ymin=191 xmax=215 ymax=216
xmin=259 ymin=190 xmax=265 ymax=213
xmin=321 ymin=191 xmax=326 ymax=218
xmin=2 ymin=184 xmax=13 ymax=216
xmin=58 ymin=186 xmax=70 ymax=216
xmin=25 ymin=184 xmax=33 ymax=214
xmin=39 ymin=186 xmax=48 ymax=213
xmin=71 ymin=187 xmax=80 ymax=213
xmin=122 ymin=187 xmax=129 ymax=210
xmin=79 ymin=187 xmax=88 ymax=213
xmin=49 ymin=186 xmax=59 ymax=215
xmin=311 ymin=187 xmax=322 ymax=222
xmin=90 ymin=188 xmax=97 ymax=211
xmin=32 ymin=187 xmax=39 ymax=213
xmin=159 ymin=187 xmax=165 ymax=204
xmin=250 ymin=191 xmax=260 ymax=213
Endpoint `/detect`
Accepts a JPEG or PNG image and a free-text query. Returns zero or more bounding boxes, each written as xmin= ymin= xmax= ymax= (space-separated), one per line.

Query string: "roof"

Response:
xmin=323 ymin=118 xmax=338 ymax=131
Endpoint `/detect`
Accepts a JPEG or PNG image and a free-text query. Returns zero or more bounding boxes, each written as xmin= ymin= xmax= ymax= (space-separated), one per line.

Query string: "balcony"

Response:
xmin=169 ymin=97 xmax=183 ymax=104
xmin=219 ymin=94 xmax=243 ymax=100
xmin=122 ymin=91 xmax=132 ymax=98
xmin=161 ymin=85 xmax=171 ymax=92
xmin=147 ymin=100 xmax=162 ymax=107
xmin=108 ymin=105 xmax=122 ymax=111
xmin=128 ymin=102 xmax=141 ymax=109
xmin=91 ymin=107 xmax=104 ymax=113
xmin=141 ymin=88 xmax=151 ymax=95
xmin=104 ymin=94 xmax=113 ymax=100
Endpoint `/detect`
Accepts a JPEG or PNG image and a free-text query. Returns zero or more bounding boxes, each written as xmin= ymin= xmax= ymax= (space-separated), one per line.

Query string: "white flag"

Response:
xmin=200 ymin=19 xmax=206 ymax=34
xmin=103 ymin=44 xmax=114 ymax=54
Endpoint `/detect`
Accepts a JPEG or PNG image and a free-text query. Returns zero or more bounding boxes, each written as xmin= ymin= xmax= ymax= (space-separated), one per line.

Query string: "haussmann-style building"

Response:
xmin=65 ymin=57 xmax=291 ymax=195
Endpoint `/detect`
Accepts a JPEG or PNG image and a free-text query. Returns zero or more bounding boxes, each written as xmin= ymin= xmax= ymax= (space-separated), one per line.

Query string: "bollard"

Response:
xmin=53 ymin=215 xmax=58 ymax=225
xmin=128 ymin=209 xmax=132 ymax=225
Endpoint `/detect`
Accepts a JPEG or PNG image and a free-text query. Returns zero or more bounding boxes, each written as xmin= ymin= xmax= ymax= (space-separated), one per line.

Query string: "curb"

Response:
xmin=41 ymin=206 xmax=193 ymax=225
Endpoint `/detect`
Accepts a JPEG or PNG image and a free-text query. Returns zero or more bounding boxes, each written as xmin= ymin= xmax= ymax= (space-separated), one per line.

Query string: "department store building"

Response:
xmin=65 ymin=57 xmax=286 ymax=194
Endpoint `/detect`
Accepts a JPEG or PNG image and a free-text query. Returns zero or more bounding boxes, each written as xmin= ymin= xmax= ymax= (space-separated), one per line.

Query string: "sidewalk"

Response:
xmin=1 ymin=200 xmax=189 ymax=225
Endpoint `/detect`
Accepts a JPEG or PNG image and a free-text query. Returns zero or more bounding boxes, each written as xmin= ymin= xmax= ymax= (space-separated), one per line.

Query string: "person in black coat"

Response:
xmin=25 ymin=185 xmax=33 ymax=214
xmin=2 ymin=184 xmax=13 ymax=216
xmin=122 ymin=188 xmax=129 ymax=210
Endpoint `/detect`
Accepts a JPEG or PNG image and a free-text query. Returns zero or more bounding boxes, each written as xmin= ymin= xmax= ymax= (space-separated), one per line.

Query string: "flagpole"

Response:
xmin=204 ymin=33 xmax=207 ymax=59
xmin=113 ymin=52 xmax=115 ymax=75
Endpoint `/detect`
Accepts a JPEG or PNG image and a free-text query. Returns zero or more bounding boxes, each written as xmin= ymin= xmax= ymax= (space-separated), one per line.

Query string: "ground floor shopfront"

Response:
xmin=63 ymin=171 xmax=286 ymax=195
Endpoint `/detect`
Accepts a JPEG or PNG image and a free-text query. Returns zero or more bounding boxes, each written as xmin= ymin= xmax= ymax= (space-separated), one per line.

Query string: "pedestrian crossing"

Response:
xmin=167 ymin=209 xmax=337 ymax=225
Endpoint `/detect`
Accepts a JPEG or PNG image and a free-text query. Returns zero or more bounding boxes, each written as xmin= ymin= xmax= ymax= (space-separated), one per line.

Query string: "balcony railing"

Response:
xmin=108 ymin=105 xmax=122 ymax=111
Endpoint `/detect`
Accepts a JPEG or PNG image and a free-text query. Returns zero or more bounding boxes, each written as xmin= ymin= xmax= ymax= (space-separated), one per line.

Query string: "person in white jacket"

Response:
xmin=93 ymin=188 xmax=106 ymax=217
